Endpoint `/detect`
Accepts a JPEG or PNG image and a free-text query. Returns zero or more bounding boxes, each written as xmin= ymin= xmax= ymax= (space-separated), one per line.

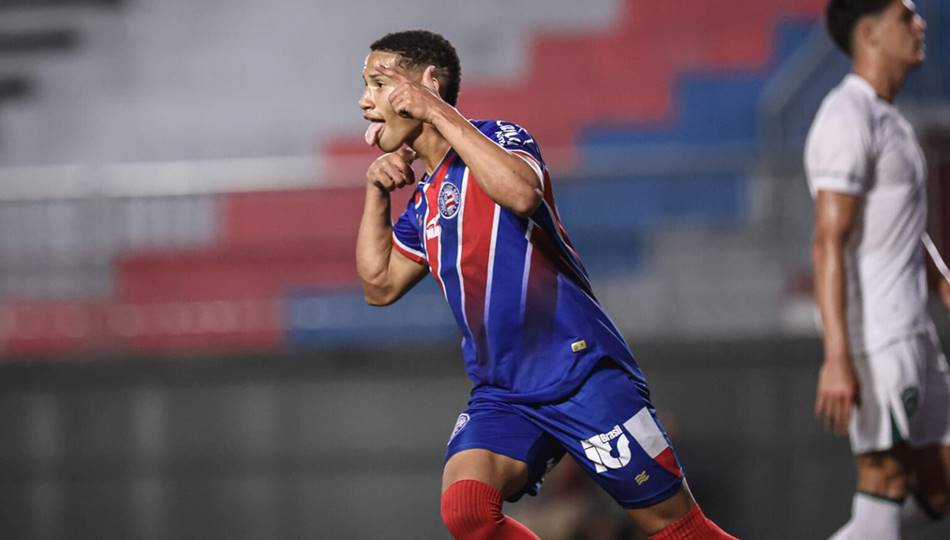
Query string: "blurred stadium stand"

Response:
xmin=0 ymin=0 xmax=949 ymax=538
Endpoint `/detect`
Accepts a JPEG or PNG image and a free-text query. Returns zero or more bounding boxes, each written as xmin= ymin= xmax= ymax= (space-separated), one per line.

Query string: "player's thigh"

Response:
xmin=442 ymin=448 xmax=531 ymax=500
xmin=442 ymin=400 xmax=563 ymax=501
xmin=520 ymin=359 xmax=687 ymax=509
xmin=850 ymin=335 xmax=928 ymax=454
xmin=909 ymin=329 xmax=950 ymax=448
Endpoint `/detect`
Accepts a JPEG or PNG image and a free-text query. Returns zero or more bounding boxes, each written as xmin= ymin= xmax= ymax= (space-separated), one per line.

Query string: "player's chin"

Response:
xmin=378 ymin=130 xmax=408 ymax=153
xmin=906 ymin=56 xmax=925 ymax=71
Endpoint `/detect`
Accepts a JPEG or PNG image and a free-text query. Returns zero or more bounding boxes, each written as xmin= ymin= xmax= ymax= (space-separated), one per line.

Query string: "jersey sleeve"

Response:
xmin=478 ymin=120 xmax=546 ymax=186
xmin=392 ymin=191 xmax=427 ymax=265
xmin=804 ymin=94 xmax=874 ymax=196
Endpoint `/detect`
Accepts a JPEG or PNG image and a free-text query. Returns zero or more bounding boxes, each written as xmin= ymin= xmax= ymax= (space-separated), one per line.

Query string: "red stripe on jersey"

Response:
xmin=392 ymin=240 xmax=426 ymax=265
xmin=521 ymin=225 xmax=559 ymax=352
xmin=540 ymin=171 xmax=581 ymax=256
xmin=423 ymin=159 xmax=453 ymax=293
xmin=530 ymin=213 xmax=587 ymax=294
xmin=459 ymin=170 xmax=496 ymax=357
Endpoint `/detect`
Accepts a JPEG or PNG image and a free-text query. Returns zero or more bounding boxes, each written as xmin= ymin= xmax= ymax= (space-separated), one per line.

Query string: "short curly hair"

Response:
xmin=370 ymin=30 xmax=461 ymax=106
xmin=826 ymin=0 xmax=894 ymax=56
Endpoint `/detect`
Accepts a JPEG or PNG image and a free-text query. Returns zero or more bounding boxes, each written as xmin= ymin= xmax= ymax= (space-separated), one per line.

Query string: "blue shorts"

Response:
xmin=445 ymin=358 xmax=685 ymax=508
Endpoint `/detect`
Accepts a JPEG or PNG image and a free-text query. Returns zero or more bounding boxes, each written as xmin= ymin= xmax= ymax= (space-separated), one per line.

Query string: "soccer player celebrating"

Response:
xmin=805 ymin=1 xmax=950 ymax=538
xmin=355 ymin=30 xmax=735 ymax=540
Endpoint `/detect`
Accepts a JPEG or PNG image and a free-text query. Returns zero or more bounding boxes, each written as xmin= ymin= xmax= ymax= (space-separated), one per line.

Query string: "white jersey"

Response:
xmin=804 ymin=73 xmax=929 ymax=354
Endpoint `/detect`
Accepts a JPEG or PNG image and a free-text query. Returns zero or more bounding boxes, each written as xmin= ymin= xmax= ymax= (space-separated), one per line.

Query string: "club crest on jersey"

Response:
xmin=438 ymin=182 xmax=461 ymax=219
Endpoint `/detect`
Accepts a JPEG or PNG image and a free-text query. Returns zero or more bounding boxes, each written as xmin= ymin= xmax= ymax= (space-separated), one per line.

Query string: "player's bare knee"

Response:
xmin=625 ymin=487 xmax=693 ymax=534
xmin=856 ymin=450 xmax=910 ymax=498
xmin=441 ymin=449 xmax=529 ymax=499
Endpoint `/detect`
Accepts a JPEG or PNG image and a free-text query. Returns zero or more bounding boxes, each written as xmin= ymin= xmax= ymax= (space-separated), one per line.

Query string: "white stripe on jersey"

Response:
xmin=484 ymin=203 xmax=501 ymax=330
xmin=432 ymin=184 xmax=449 ymax=303
xmin=511 ymin=149 xmax=544 ymax=190
xmin=456 ymin=169 xmax=473 ymax=340
xmin=420 ymin=182 xmax=432 ymax=263
xmin=519 ymin=221 xmax=535 ymax=319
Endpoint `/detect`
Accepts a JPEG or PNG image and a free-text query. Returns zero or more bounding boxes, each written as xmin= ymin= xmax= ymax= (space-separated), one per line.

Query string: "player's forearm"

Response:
xmin=813 ymin=235 xmax=852 ymax=363
xmin=356 ymin=186 xmax=398 ymax=303
xmin=429 ymin=107 xmax=542 ymax=216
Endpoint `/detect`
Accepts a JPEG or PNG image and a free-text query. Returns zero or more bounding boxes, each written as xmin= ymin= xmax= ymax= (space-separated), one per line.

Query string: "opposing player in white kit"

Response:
xmin=805 ymin=1 xmax=950 ymax=538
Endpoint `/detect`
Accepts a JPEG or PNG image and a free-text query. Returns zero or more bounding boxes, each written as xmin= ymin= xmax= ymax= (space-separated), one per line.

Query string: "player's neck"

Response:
xmin=409 ymin=124 xmax=451 ymax=175
xmin=852 ymin=55 xmax=910 ymax=103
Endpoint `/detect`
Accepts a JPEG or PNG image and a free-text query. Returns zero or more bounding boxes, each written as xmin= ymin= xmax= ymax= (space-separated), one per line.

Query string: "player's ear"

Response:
xmin=854 ymin=16 xmax=879 ymax=52
xmin=422 ymin=65 xmax=441 ymax=94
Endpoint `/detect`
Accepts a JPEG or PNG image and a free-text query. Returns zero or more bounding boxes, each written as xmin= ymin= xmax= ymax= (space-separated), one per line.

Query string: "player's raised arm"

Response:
xmin=812 ymin=189 xmax=861 ymax=435
xmin=356 ymin=148 xmax=428 ymax=306
xmin=379 ymin=64 xmax=543 ymax=217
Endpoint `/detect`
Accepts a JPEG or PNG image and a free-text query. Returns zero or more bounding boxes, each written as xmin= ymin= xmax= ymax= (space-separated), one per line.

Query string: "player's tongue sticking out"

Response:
xmin=365 ymin=122 xmax=384 ymax=147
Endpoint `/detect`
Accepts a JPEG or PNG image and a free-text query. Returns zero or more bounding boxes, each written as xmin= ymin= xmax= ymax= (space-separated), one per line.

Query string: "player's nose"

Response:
xmin=358 ymin=88 xmax=373 ymax=111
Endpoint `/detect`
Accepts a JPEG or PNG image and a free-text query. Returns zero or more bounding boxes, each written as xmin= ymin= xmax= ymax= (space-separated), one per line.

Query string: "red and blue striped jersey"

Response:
xmin=392 ymin=120 xmax=639 ymax=403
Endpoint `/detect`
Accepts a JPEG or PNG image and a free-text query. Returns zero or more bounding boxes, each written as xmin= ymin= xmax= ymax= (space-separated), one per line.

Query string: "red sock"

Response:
xmin=648 ymin=504 xmax=738 ymax=540
xmin=440 ymin=480 xmax=540 ymax=540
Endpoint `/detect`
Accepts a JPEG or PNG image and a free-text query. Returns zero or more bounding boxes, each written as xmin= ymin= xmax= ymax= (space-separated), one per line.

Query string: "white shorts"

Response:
xmin=849 ymin=328 xmax=950 ymax=455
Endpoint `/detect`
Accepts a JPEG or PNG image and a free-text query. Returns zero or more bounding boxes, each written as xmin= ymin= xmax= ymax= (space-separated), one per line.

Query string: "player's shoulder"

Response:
xmin=471 ymin=119 xmax=533 ymax=138
xmin=808 ymin=79 xmax=875 ymax=151
xmin=470 ymin=119 xmax=542 ymax=157
xmin=816 ymin=75 xmax=876 ymax=125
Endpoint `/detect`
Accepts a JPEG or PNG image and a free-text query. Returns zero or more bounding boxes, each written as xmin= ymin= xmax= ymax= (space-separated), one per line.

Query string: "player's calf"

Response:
xmin=856 ymin=449 xmax=910 ymax=500
xmin=908 ymin=443 xmax=950 ymax=517
xmin=902 ymin=469 xmax=947 ymax=530
xmin=440 ymin=480 xmax=539 ymax=540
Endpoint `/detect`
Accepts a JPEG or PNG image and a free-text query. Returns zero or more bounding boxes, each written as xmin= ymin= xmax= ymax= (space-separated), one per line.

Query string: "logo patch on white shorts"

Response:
xmin=902 ymin=387 xmax=920 ymax=418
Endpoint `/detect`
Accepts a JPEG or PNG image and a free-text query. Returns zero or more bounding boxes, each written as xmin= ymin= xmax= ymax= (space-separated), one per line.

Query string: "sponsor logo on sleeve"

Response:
xmin=493 ymin=122 xmax=523 ymax=146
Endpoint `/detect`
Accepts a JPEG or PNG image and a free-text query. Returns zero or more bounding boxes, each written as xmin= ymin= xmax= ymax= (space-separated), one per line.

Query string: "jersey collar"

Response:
xmin=422 ymin=148 xmax=455 ymax=184
xmin=845 ymin=73 xmax=892 ymax=106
